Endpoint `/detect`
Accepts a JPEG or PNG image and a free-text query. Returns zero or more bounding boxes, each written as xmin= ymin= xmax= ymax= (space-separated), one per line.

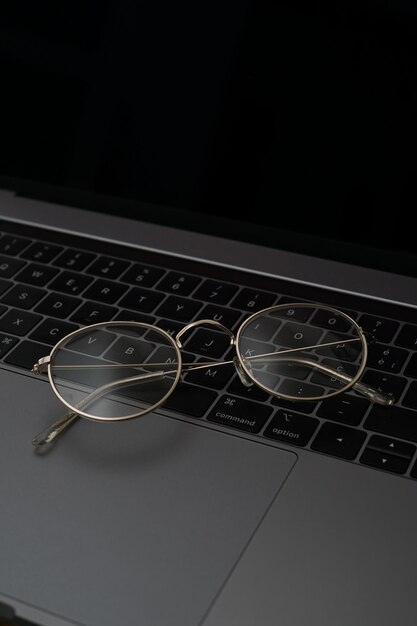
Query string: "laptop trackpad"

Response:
xmin=0 ymin=372 xmax=296 ymax=626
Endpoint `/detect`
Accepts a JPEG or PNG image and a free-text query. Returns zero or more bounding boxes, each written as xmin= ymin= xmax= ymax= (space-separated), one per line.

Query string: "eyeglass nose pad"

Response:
xmin=233 ymin=356 xmax=254 ymax=387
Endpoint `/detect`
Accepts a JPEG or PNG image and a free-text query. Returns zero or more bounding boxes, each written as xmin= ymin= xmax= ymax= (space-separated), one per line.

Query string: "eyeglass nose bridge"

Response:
xmin=175 ymin=319 xmax=236 ymax=349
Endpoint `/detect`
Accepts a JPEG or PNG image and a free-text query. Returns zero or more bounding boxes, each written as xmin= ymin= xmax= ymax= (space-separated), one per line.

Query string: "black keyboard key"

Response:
xmin=315 ymin=330 xmax=362 ymax=362
xmin=264 ymin=409 xmax=319 ymax=446
xmin=405 ymin=353 xmax=417 ymax=379
xmin=207 ymin=395 xmax=272 ymax=433
xmin=145 ymin=345 xmax=181 ymax=369
xmin=271 ymin=396 xmax=317 ymax=414
xmin=237 ymin=337 xmax=275 ymax=362
xmin=87 ymin=256 xmax=130 ymax=279
xmin=277 ymin=378 xmax=324 ymax=400
xmin=364 ymin=404 xmax=417 ymax=443
xmin=403 ymin=381 xmax=417 ymax=410
xmin=84 ymin=279 xmax=129 ymax=304
xmin=193 ymin=279 xmax=239 ymax=305
xmin=53 ymin=248 xmax=96 ymax=271
xmin=120 ymin=287 xmax=165 ymax=314
xmin=49 ymin=271 xmax=94 ymax=295
xmin=243 ymin=315 xmax=282 ymax=341
xmin=361 ymin=369 xmax=407 ymax=402
xmin=120 ymin=263 xmax=165 ymax=287
xmin=0 ymin=255 xmax=26 ymax=278
xmin=274 ymin=321 xmax=323 ymax=349
xmin=36 ymin=293 xmax=81 ymax=319
xmin=410 ymin=460 xmax=417 ymax=479
xmin=155 ymin=295 xmax=202 ymax=322
xmin=104 ymin=336 xmax=154 ymax=364
xmin=0 ymin=309 xmax=42 ymax=336
xmin=185 ymin=328 xmax=232 ymax=359
xmin=70 ymin=329 xmax=116 ymax=357
xmin=16 ymin=263 xmax=59 ymax=287
xmin=359 ymin=448 xmax=410 ymax=474
xmin=231 ymin=288 xmax=277 ymax=312
xmin=274 ymin=298 xmax=314 ymax=322
xmin=156 ymin=271 xmax=201 ymax=296
xmin=21 ymin=242 xmax=63 ymax=263
xmin=311 ymin=308 xmax=352 ymax=333
xmin=4 ymin=340 xmax=49 ymax=370
xmin=155 ymin=318 xmax=185 ymax=338
xmin=199 ymin=304 xmax=242 ymax=329
xmin=186 ymin=360 xmax=235 ymax=390
xmin=367 ymin=344 xmax=408 ymax=374
xmin=115 ymin=310 xmax=156 ymax=326
xmin=0 ymin=278 xmax=12 ymax=297
xmin=148 ymin=345 xmax=194 ymax=366
xmin=365 ymin=434 xmax=416 ymax=459
xmin=29 ymin=319 xmax=79 ymax=345
xmin=0 ymin=235 xmax=30 ymax=256
xmin=70 ymin=302 xmax=117 ymax=325
xmin=0 ymin=333 xmax=19 ymax=357
xmin=1 ymin=284 xmax=46 ymax=309
xmin=316 ymin=393 xmax=369 ymax=426
xmin=239 ymin=313 xmax=281 ymax=341
xmin=227 ymin=374 xmax=272 ymax=401
xmin=358 ymin=314 xmax=400 ymax=343
xmin=164 ymin=383 xmax=217 ymax=417
xmin=362 ymin=432 xmax=415 ymax=475
xmin=395 ymin=324 xmax=417 ymax=350
xmin=311 ymin=422 xmax=366 ymax=459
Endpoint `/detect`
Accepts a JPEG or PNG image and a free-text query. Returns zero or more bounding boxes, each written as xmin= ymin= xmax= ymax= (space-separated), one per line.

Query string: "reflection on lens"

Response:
xmin=236 ymin=304 xmax=366 ymax=401
xmin=49 ymin=322 xmax=181 ymax=420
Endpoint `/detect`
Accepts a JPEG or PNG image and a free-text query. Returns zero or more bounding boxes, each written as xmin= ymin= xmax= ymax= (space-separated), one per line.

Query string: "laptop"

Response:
xmin=1 ymin=2 xmax=417 ymax=625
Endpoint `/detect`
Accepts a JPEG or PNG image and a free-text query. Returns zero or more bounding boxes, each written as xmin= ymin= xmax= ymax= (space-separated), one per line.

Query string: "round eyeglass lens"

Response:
xmin=236 ymin=303 xmax=367 ymax=401
xmin=48 ymin=322 xmax=181 ymax=421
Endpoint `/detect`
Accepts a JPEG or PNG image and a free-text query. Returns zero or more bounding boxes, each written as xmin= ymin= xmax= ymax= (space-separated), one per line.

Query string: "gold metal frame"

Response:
xmin=31 ymin=303 xmax=394 ymax=449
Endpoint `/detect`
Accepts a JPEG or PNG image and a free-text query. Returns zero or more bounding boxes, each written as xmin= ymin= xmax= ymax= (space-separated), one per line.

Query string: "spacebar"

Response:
xmin=364 ymin=405 xmax=417 ymax=443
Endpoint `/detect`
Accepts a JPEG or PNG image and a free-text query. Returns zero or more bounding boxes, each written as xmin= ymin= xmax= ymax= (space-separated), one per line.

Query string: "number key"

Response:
xmin=231 ymin=288 xmax=277 ymax=311
xmin=0 ymin=235 xmax=30 ymax=256
xmin=88 ymin=256 xmax=130 ymax=279
xmin=156 ymin=272 xmax=201 ymax=296
xmin=21 ymin=242 xmax=63 ymax=263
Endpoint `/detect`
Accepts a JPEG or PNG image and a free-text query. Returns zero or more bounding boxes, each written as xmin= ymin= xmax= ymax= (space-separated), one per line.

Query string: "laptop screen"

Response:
xmin=1 ymin=1 xmax=416 ymax=275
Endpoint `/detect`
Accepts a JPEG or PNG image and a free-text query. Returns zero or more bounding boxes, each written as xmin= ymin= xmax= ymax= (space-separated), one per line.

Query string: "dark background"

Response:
xmin=1 ymin=1 xmax=416 ymax=274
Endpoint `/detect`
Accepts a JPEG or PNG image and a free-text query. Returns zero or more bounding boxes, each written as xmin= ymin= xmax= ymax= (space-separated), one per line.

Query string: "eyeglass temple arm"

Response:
xmin=249 ymin=355 xmax=393 ymax=405
xmin=31 ymin=368 xmax=172 ymax=448
xmin=31 ymin=359 xmax=233 ymax=447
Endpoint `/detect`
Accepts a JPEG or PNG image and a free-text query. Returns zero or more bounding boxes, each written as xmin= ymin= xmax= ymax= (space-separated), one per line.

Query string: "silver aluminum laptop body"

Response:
xmin=1 ymin=3 xmax=417 ymax=625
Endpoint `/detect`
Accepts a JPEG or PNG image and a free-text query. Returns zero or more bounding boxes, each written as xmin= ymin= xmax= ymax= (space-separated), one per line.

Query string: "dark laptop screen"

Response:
xmin=1 ymin=1 xmax=416 ymax=275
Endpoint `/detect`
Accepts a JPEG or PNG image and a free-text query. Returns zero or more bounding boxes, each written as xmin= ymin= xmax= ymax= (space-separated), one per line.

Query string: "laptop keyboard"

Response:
xmin=1 ymin=223 xmax=417 ymax=480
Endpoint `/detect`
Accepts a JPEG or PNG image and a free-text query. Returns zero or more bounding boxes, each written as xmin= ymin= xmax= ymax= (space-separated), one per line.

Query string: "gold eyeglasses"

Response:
xmin=31 ymin=302 xmax=394 ymax=448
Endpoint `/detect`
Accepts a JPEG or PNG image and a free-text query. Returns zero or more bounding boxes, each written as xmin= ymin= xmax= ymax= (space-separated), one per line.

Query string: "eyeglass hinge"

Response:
xmin=32 ymin=356 xmax=51 ymax=374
